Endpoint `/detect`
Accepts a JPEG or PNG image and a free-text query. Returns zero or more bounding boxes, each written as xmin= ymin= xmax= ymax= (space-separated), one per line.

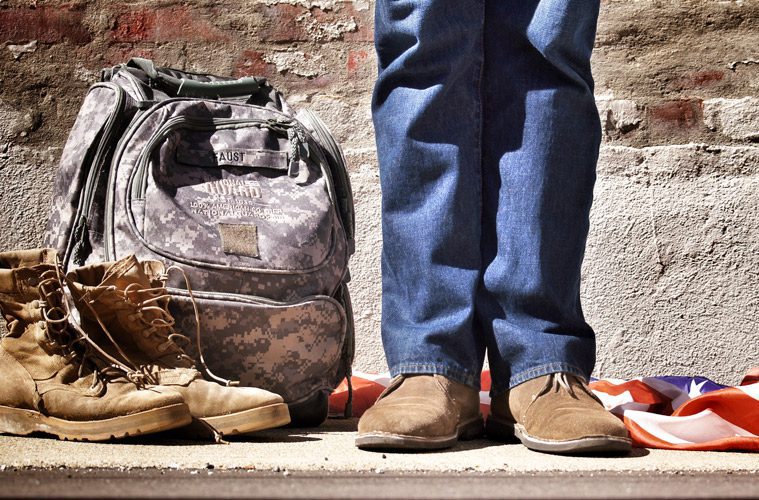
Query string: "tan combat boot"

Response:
xmin=0 ymin=249 xmax=191 ymax=441
xmin=355 ymin=374 xmax=484 ymax=450
xmin=66 ymin=255 xmax=290 ymax=438
xmin=486 ymin=373 xmax=631 ymax=454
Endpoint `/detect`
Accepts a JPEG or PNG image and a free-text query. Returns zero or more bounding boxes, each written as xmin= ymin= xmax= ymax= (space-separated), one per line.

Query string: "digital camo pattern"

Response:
xmin=142 ymin=125 xmax=334 ymax=271
xmin=43 ymin=85 xmax=122 ymax=259
xmin=45 ymin=60 xmax=354 ymax=413
xmin=109 ymin=99 xmax=349 ymax=300
xmin=170 ymin=293 xmax=347 ymax=403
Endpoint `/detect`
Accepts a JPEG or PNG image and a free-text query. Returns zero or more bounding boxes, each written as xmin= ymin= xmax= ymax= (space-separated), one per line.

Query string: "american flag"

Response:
xmin=329 ymin=368 xmax=759 ymax=451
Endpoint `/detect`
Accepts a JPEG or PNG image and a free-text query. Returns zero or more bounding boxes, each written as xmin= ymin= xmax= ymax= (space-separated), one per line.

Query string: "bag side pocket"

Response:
xmin=169 ymin=291 xmax=348 ymax=405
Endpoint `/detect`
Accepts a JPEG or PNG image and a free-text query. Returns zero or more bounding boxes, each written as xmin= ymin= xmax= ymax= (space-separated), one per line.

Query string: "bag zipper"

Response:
xmin=168 ymin=286 xmax=347 ymax=311
xmin=104 ymin=99 xmax=339 ymax=262
xmin=68 ymin=83 xmax=127 ymax=267
xmin=130 ymin=116 xmax=297 ymax=203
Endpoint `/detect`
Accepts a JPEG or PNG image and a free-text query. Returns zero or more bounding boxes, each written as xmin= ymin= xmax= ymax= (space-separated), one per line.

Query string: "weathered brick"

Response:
xmin=588 ymin=144 xmax=759 ymax=382
xmin=234 ymin=50 xmax=277 ymax=79
xmin=703 ymin=97 xmax=759 ymax=142
xmin=110 ymin=7 xmax=228 ymax=43
xmin=264 ymin=50 xmax=325 ymax=79
xmin=258 ymin=4 xmax=304 ymax=42
xmin=308 ymin=94 xmax=374 ymax=145
xmin=670 ymin=70 xmax=725 ymax=91
xmin=258 ymin=3 xmax=370 ymax=43
xmin=104 ymin=47 xmax=156 ymax=66
xmin=306 ymin=7 xmax=361 ymax=42
xmin=596 ymin=98 xmax=644 ymax=138
xmin=347 ymin=50 xmax=370 ymax=76
xmin=0 ymin=7 xmax=91 ymax=44
xmin=280 ymin=74 xmax=335 ymax=93
xmin=0 ymin=100 xmax=24 ymax=142
xmin=335 ymin=3 xmax=373 ymax=42
xmin=648 ymin=99 xmax=703 ymax=129
xmin=1 ymin=0 xmax=757 ymax=388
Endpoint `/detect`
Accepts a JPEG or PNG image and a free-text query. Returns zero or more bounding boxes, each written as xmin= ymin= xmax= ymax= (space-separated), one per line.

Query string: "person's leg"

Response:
xmin=479 ymin=0 xmax=600 ymax=397
xmin=356 ymin=0 xmax=487 ymax=450
xmin=477 ymin=0 xmax=630 ymax=453
xmin=373 ymin=0 xmax=487 ymax=389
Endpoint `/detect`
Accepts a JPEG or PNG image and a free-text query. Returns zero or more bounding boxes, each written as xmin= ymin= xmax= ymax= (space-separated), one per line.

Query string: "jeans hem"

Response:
xmin=390 ymin=363 xmax=481 ymax=390
xmin=490 ymin=363 xmax=589 ymax=396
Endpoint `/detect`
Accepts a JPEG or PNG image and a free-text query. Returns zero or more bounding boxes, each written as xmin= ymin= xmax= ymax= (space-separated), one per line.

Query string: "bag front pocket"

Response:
xmin=169 ymin=290 xmax=347 ymax=404
xmin=127 ymin=116 xmax=337 ymax=274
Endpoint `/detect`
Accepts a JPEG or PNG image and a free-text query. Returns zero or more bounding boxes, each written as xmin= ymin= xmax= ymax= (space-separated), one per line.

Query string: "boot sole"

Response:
xmin=200 ymin=402 xmax=291 ymax=436
xmin=514 ymin=423 xmax=632 ymax=454
xmin=355 ymin=415 xmax=484 ymax=451
xmin=0 ymin=403 xmax=191 ymax=441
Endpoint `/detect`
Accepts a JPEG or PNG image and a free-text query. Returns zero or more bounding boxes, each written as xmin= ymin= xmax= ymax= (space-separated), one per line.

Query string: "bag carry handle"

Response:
xmin=127 ymin=58 xmax=263 ymax=99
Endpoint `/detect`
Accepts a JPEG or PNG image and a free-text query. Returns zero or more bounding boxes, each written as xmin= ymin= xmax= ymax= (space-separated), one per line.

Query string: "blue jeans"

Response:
xmin=374 ymin=0 xmax=601 ymax=396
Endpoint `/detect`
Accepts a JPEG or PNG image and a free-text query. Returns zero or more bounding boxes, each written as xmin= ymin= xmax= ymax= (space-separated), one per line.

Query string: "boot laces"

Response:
xmin=535 ymin=372 xmax=604 ymax=407
xmin=156 ymin=265 xmax=239 ymax=387
xmin=535 ymin=373 xmax=578 ymax=401
xmin=37 ymin=259 xmax=146 ymax=389
xmin=80 ymin=280 xmax=190 ymax=375
xmin=82 ymin=264 xmax=238 ymax=387
xmin=38 ymin=271 xmax=75 ymax=349
xmin=122 ymin=282 xmax=192 ymax=355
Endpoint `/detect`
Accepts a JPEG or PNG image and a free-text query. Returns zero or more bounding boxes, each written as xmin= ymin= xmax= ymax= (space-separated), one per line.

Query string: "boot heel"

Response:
xmin=0 ymin=405 xmax=42 ymax=436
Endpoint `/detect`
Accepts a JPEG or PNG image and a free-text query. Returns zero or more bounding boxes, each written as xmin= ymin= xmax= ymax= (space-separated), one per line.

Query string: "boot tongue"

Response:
xmin=101 ymin=255 xmax=152 ymax=290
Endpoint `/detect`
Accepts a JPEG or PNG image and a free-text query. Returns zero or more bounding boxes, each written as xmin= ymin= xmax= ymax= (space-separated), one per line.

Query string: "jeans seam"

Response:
xmin=390 ymin=362 xmax=481 ymax=390
xmin=489 ymin=362 xmax=589 ymax=395
xmin=475 ymin=0 xmax=485 ymax=242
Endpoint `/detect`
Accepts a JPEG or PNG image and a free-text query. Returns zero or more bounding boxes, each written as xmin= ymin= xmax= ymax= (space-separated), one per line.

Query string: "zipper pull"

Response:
xmin=264 ymin=118 xmax=293 ymax=135
xmin=71 ymin=216 xmax=91 ymax=266
xmin=287 ymin=124 xmax=310 ymax=177
xmin=287 ymin=127 xmax=300 ymax=177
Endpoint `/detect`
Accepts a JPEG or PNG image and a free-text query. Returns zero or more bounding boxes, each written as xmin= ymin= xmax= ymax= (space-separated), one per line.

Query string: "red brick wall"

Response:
xmin=1 ymin=1 xmax=756 ymax=150
xmin=1 ymin=0 xmax=758 ymax=381
xmin=0 ymin=1 xmax=375 ymax=151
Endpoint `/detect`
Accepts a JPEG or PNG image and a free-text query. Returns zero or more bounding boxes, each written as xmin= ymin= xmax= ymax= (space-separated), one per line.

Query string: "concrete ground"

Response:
xmin=1 ymin=418 xmax=757 ymax=499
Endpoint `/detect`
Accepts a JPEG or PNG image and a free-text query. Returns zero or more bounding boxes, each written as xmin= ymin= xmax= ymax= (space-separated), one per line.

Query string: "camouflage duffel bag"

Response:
xmin=43 ymin=58 xmax=355 ymax=426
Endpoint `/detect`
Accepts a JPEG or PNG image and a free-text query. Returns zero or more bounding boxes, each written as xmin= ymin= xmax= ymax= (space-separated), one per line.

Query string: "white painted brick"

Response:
xmin=588 ymin=144 xmax=759 ymax=384
xmin=264 ymin=50 xmax=325 ymax=78
xmin=0 ymin=100 xmax=30 ymax=143
xmin=345 ymin=144 xmax=759 ymax=384
xmin=703 ymin=97 xmax=759 ymax=141
xmin=596 ymin=98 xmax=644 ymax=136
xmin=308 ymin=94 xmax=374 ymax=147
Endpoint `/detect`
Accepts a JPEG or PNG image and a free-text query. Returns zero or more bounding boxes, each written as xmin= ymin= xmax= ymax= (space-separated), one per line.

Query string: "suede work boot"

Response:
xmin=486 ymin=373 xmax=632 ymax=454
xmin=0 ymin=249 xmax=191 ymax=441
xmin=355 ymin=374 xmax=484 ymax=450
xmin=66 ymin=255 xmax=290 ymax=438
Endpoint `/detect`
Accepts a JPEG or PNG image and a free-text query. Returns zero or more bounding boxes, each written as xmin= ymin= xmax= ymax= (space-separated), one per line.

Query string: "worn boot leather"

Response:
xmin=355 ymin=374 xmax=484 ymax=450
xmin=487 ymin=373 xmax=631 ymax=454
xmin=0 ymin=249 xmax=191 ymax=441
xmin=66 ymin=255 xmax=290 ymax=438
